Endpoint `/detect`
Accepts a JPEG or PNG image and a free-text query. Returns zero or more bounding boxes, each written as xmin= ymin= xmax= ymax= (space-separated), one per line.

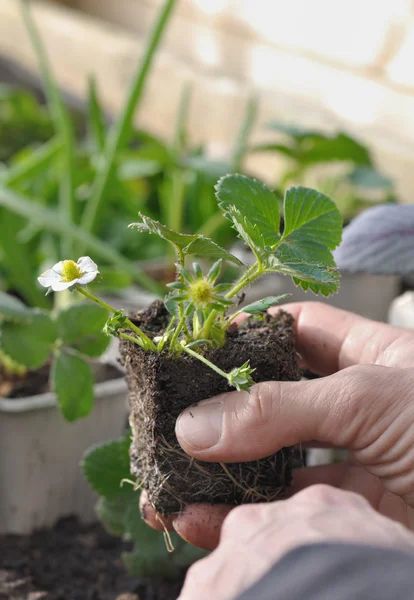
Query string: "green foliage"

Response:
xmin=1 ymin=311 xmax=56 ymax=369
xmin=0 ymin=84 xmax=54 ymax=162
xmin=52 ymin=351 xmax=94 ymax=421
xmin=215 ymin=175 xmax=342 ymax=296
xmin=57 ymin=303 xmax=110 ymax=356
xmin=82 ymin=437 xmax=132 ymax=499
xmin=217 ymin=174 xmax=280 ymax=246
xmin=0 ymin=294 xmax=112 ymax=419
xmin=270 ymin=186 xmax=342 ymax=294
xmin=0 ymin=291 xmax=31 ymax=320
xmin=242 ymin=295 xmax=291 ymax=315
xmin=130 ymin=214 xmax=242 ymax=265
xmin=82 ymin=436 xmax=207 ymax=578
xmin=118 ymin=173 xmax=343 ymax=391
xmin=252 ymin=122 xmax=396 ymax=223
xmin=227 ymin=361 xmax=255 ymax=392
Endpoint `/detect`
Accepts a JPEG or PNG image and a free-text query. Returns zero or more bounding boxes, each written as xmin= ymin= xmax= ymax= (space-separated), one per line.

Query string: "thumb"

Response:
xmin=175 ymin=365 xmax=411 ymax=464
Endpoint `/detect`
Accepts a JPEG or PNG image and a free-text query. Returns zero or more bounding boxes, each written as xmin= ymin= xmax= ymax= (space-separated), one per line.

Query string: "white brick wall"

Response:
xmin=2 ymin=0 xmax=414 ymax=202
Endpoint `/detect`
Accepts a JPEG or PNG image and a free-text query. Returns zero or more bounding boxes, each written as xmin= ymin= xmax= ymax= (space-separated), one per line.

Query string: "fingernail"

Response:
xmin=176 ymin=401 xmax=223 ymax=450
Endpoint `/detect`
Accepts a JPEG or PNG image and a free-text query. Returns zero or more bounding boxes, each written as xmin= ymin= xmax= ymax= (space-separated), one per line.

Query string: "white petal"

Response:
xmin=38 ymin=269 xmax=62 ymax=288
xmin=51 ymin=261 xmax=65 ymax=275
xmin=77 ymin=256 xmax=99 ymax=274
xmin=77 ymin=271 xmax=98 ymax=285
xmin=50 ymin=279 xmax=79 ymax=292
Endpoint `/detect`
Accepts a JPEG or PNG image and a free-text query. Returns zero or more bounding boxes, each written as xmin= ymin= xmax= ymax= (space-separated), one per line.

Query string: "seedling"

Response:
xmin=37 ymin=174 xmax=342 ymax=394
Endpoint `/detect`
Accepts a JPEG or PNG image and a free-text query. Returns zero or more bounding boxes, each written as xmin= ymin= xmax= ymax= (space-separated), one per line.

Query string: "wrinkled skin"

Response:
xmin=140 ymin=303 xmax=414 ymax=598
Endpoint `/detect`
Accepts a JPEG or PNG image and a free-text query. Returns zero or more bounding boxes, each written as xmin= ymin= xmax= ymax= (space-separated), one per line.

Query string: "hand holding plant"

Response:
xmin=34 ymin=174 xmax=341 ymax=398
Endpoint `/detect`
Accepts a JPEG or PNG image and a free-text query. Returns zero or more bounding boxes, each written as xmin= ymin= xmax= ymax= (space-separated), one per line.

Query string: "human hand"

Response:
xmin=141 ymin=302 xmax=414 ymax=548
xmin=178 ymin=485 xmax=414 ymax=600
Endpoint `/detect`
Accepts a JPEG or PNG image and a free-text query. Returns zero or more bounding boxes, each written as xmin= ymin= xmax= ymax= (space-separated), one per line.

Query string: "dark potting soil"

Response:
xmin=0 ymin=516 xmax=185 ymax=600
xmin=0 ymin=364 xmax=122 ymax=400
xmin=120 ymin=301 xmax=301 ymax=516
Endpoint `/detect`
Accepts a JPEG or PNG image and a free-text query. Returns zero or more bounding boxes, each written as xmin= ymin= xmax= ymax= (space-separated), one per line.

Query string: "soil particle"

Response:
xmin=121 ymin=302 xmax=300 ymax=516
xmin=0 ymin=517 xmax=184 ymax=600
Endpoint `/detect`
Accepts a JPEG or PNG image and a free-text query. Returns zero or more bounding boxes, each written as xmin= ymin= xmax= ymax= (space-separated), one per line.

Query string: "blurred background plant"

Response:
xmin=82 ymin=433 xmax=207 ymax=577
xmin=0 ymin=0 xmax=398 ymax=313
xmin=251 ymin=120 xmax=396 ymax=224
xmin=0 ymin=0 xmax=258 ymax=310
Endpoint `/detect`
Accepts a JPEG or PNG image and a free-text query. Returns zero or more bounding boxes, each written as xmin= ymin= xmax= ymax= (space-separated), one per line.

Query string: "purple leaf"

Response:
xmin=334 ymin=204 xmax=414 ymax=274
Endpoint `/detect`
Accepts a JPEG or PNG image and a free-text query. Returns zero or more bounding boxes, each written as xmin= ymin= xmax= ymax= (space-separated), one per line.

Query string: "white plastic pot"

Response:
xmin=0 ymin=376 xmax=128 ymax=534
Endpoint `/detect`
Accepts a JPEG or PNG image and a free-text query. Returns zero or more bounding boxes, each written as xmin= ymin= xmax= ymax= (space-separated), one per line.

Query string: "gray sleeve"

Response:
xmin=236 ymin=542 xmax=414 ymax=600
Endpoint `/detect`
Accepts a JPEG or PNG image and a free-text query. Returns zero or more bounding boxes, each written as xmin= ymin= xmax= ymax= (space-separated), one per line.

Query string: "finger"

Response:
xmin=176 ymin=364 xmax=410 ymax=463
xmin=274 ymin=302 xmax=414 ymax=374
xmin=173 ymin=504 xmax=233 ymax=551
xmin=139 ymin=491 xmax=175 ymax=532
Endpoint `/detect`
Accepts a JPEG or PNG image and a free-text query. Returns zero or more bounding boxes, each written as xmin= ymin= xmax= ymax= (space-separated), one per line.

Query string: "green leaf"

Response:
xmin=130 ymin=213 xmax=199 ymax=248
xmin=164 ymin=292 xmax=181 ymax=316
xmin=183 ymin=237 xmax=243 ymax=266
xmin=265 ymin=247 xmax=339 ymax=296
xmin=122 ymin=547 xmax=180 ymax=579
xmin=52 ymin=351 xmax=94 ymax=421
xmin=300 ymin=133 xmax=371 ymax=167
xmin=82 ymin=435 xmax=133 ymax=499
xmin=130 ymin=213 xmax=243 ymax=265
xmin=124 ymin=502 xmax=167 ymax=548
xmin=216 ymin=174 xmax=280 ymax=246
xmin=0 ymin=292 xmax=31 ymax=320
xmin=281 ymin=187 xmax=342 ymax=251
xmin=228 ymin=361 xmax=255 ymax=392
xmin=57 ymin=303 xmax=110 ymax=357
xmin=225 ymin=206 xmax=267 ymax=255
xmin=0 ymin=310 xmax=56 ymax=368
xmin=242 ymin=295 xmax=290 ymax=314
xmin=123 ymin=503 xmax=183 ymax=577
xmin=95 ymin=496 xmax=130 ymax=537
xmin=266 ymin=187 xmax=342 ymax=296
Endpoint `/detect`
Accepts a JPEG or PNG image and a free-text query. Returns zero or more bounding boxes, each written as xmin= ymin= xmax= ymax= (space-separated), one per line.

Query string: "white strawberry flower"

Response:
xmin=38 ymin=256 xmax=99 ymax=294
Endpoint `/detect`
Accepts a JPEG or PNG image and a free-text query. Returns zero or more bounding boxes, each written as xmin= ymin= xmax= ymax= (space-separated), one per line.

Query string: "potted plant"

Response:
xmin=39 ymin=174 xmax=341 ymax=519
xmin=0 ymin=279 xmax=128 ymax=534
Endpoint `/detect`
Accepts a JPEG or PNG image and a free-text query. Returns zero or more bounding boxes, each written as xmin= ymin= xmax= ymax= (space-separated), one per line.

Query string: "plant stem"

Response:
xmin=226 ymin=264 xmax=261 ymax=299
xmin=75 ymin=285 xmax=117 ymax=313
xmin=181 ymin=344 xmax=229 ymax=382
xmin=156 ymin=315 xmax=176 ymax=352
xmin=119 ymin=332 xmax=145 ymax=349
xmin=169 ymin=314 xmax=186 ymax=349
xmin=81 ymin=0 xmax=177 ymax=235
xmin=199 ymin=264 xmax=262 ymax=340
xmin=76 ymin=285 xmax=156 ymax=349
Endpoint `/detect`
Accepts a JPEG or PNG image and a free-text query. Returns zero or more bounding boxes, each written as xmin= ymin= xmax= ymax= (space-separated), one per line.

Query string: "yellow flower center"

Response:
xmin=189 ymin=279 xmax=214 ymax=306
xmin=61 ymin=260 xmax=81 ymax=282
